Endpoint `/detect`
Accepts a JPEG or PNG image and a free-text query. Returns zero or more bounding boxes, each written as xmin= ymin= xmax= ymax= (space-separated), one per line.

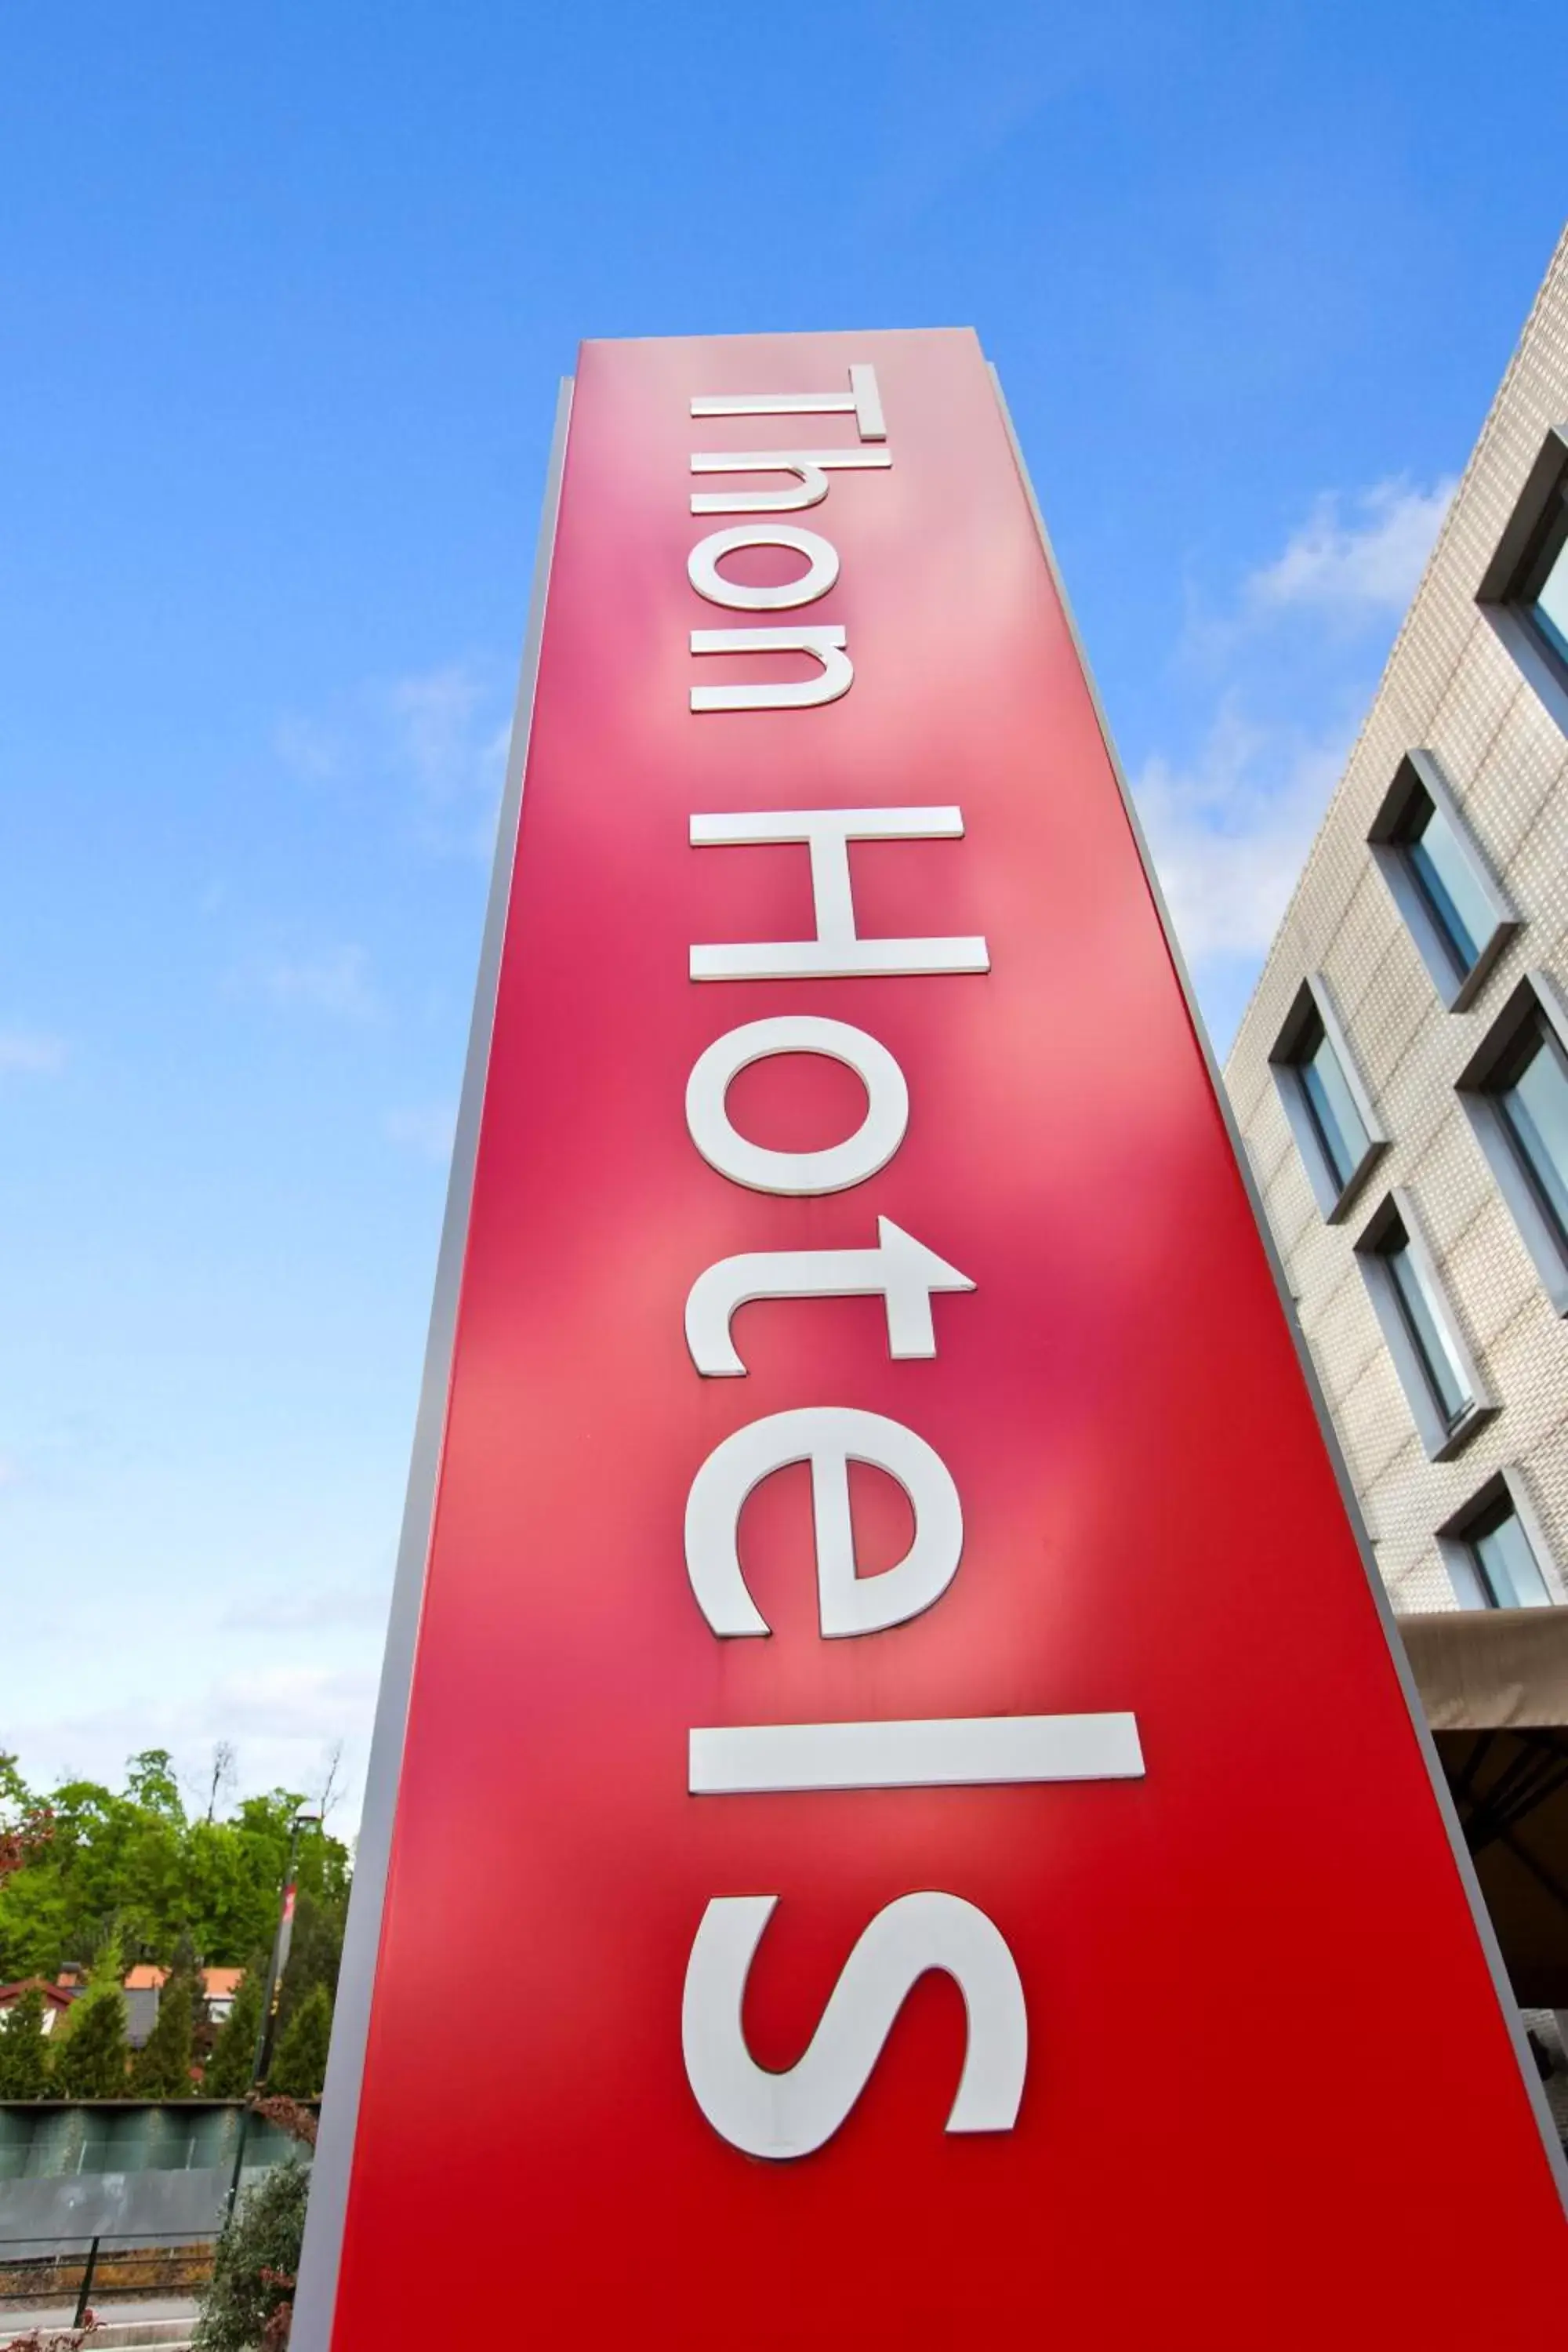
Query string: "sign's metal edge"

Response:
xmin=983 ymin=358 xmax=1568 ymax=2209
xmin=291 ymin=374 xmax=579 ymax=2352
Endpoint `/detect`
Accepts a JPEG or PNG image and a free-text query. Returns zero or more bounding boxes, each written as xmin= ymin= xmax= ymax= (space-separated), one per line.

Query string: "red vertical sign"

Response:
xmin=310 ymin=332 xmax=1565 ymax=2347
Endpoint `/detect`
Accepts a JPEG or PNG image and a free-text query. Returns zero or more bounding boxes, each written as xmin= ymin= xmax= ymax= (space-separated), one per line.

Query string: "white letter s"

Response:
xmin=681 ymin=1892 xmax=1026 ymax=2160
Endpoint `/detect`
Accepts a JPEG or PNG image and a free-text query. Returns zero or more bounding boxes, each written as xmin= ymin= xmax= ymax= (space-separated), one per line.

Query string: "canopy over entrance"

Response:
xmin=1402 ymin=1609 xmax=1568 ymax=2006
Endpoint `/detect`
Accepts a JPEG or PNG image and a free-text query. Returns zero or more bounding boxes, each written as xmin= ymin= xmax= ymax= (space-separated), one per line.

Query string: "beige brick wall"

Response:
xmin=1225 ymin=230 xmax=1568 ymax=1615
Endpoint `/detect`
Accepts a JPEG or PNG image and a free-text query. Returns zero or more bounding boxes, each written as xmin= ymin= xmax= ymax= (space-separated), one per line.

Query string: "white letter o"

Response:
xmin=685 ymin=1017 xmax=908 ymax=1196
xmin=688 ymin=525 xmax=840 ymax=612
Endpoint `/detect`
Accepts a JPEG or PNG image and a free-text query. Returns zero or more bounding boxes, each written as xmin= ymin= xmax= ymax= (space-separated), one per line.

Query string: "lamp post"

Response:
xmin=222 ymin=1807 xmax=321 ymax=2228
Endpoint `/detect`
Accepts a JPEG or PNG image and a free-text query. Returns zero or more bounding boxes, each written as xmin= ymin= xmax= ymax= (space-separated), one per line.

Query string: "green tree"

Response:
xmin=168 ymin=1929 xmax=216 ymax=2061
xmin=0 ymin=1755 xmax=352 ymax=1986
xmin=0 ymin=1987 xmax=53 ymax=2099
xmin=202 ymin=1969 xmax=263 ymax=2099
xmin=125 ymin=1750 xmax=183 ymax=1818
xmin=130 ymin=1966 xmax=196 ymax=2098
xmin=52 ymin=1933 xmax=128 ymax=2099
xmin=194 ymin=2158 xmax=310 ymax=2352
xmin=267 ymin=1983 xmax=331 ymax=2100
xmin=275 ymin=1886 xmax=346 ymax=2035
xmin=0 ymin=1757 xmax=63 ymax=1978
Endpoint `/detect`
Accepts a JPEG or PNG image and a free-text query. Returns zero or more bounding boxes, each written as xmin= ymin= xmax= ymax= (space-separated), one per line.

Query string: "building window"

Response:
xmin=1457 ymin=975 xmax=1568 ymax=1315
xmin=1493 ymin=1011 xmax=1568 ymax=1236
xmin=1354 ymin=1192 xmax=1492 ymax=1460
xmin=1438 ymin=1472 xmax=1556 ymax=1611
xmin=1477 ymin=425 xmax=1568 ymax=735
xmin=1367 ymin=750 xmax=1516 ymax=1010
xmin=1269 ymin=977 xmax=1388 ymax=1221
xmin=1519 ymin=499 xmax=1568 ymax=666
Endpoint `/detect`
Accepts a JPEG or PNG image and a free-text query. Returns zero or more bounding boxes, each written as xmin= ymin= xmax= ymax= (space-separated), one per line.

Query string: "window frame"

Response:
xmin=1476 ymin=422 xmax=1568 ymax=737
xmin=1455 ymin=971 xmax=1568 ymax=1316
xmin=1436 ymin=1467 xmax=1560 ymax=1612
xmin=1268 ymin=975 xmax=1388 ymax=1221
xmin=1353 ymin=1189 xmax=1494 ymax=1461
xmin=1367 ymin=749 xmax=1517 ymax=1011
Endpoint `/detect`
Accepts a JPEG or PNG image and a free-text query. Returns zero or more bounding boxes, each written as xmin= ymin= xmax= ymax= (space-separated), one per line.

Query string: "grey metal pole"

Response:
xmin=73 ymin=2234 xmax=99 ymax=2328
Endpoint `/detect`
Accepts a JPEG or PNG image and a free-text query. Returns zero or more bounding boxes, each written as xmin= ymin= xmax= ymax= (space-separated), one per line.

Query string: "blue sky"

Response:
xmin=1 ymin=5 xmax=1562 ymax=1830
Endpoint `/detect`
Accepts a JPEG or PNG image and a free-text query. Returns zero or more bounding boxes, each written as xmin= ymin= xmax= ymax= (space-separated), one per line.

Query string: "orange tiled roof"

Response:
xmin=123 ymin=1964 xmax=248 ymax=1995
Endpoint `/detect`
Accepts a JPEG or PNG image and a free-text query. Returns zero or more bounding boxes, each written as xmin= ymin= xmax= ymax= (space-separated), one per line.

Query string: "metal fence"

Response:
xmin=0 ymin=2232 xmax=214 ymax=2328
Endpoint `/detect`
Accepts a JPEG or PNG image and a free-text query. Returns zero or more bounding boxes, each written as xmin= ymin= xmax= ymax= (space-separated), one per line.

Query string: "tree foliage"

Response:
xmin=194 ymin=2158 xmax=311 ymax=2352
xmin=0 ymin=1751 xmax=350 ymax=1987
xmin=51 ymin=1936 xmax=128 ymax=2100
xmin=0 ymin=1755 xmax=56 ymax=1904
xmin=0 ymin=1987 xmax=53 ymax=2100
xmin=274 ymin=1889 xmax=344 ymax=2038
xmin=129 ymin=1964 xmax=196 ymax=2099
xmin=202 ymin=1969 xmax=265 ymax=2100
xmin=267 ymin=1985 xmax=332 ymax=2101
xmin=169 ymin=1929 xmax=219 ymax=2069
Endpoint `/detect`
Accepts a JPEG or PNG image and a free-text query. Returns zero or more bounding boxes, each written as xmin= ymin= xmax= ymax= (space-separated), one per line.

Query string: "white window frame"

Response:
xmin=1436 ymin=1467 xmax=1563 ymax=1611
xmin=1353 ymin=1189 xmax=1494 ymax=1461
xmin=1268 ymin=975 xmax=1388 ymax=1221
xmin=1367 ymin=749 xmax=1517 ymax=1011
xmin=1476 ymin=422 xmax=1568 ymax=739
xmin=1456 ymin=971 xmax=1568 ymax=1317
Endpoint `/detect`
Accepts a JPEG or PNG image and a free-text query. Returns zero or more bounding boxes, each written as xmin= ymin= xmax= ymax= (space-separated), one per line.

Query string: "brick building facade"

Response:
xmin=1226 ymin=230 xmax=1568 ymax=1619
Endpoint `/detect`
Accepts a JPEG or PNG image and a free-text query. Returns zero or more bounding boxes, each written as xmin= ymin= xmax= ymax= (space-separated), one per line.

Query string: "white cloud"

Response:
xmin=383 ymin=1102 xmax=456 ymax=1163
xmin=6 ymin=1668 xmax=380 ymax=1831
xmin=272 ymin=713 xmax=343 ymax=782
xmin=207 ymin=1662 xmax=379 ymax=1742
xmin=1133 ymin=699 xmax=1348 ymax=964
xmin=388 ymin=665 xmax=506 ymax=786
xmin=0 ymin=1026 xmax=67 ymax=1076
xmin=1131 ymin=471 xmax=1455 ymax=1022
xmin=248 ymin=944 xmax=379 ymax=1022
xmin=1245 ymin=476 xmax=1456 ymax=622
xmin=276 ymin=659 xmax=510 ymax=858
xmin=223 ymin=1586 xmax=392 ymax=1633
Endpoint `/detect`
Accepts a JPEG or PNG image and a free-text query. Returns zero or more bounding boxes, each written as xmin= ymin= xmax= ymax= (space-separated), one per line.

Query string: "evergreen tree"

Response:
xmin=130 ymin=1966 xmax=195 ymax=2098
xmin=201 ymin=1968 xmax=263 ymax=2099
xmin=170 ymin=1930 xmax=216 ymax=2065
xmin=274 ymin=1886 xmax=346 ymax=2034
xmin=52 ymin=1934 xmax=128 ymax=2099
xmin=267 ymin=1982 xmax=332 ymax=2099
xmin=0 ymin=1987 xmax=52 ymax=2099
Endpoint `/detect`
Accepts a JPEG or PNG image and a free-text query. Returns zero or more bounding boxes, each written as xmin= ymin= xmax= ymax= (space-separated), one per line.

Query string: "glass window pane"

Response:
xmin=1298 ymin=1022 xmax=1367 ymax=1191
xmin=1405 ymin=799 xmax=1494 ymax=974
xmin=1498 ymin=1023 xmax=1568 ymax=1243
xmin=1530 ymin=524 xmax=1568 ymax=666
xmin=1472 ymin=1507 xmax=1552 ymax=1610
xmin=1383 ymin=1235 xmax=1470 ymax=1425
xmin=1298 ymin=1055 xmax=1348 ymax=1185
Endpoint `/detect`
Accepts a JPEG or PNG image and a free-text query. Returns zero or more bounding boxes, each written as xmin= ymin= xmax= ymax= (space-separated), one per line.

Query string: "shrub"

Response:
xmin=1 ymin=2322 xmax=99 ymax=2352
xmin=0 ymin=2324 xmax=100 ymax=2343
xmin=195 ymin=2159 xmax=310 ymax=2352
